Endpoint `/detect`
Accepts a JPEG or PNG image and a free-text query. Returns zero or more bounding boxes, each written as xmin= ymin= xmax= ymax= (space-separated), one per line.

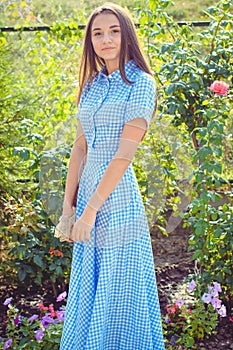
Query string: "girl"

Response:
xmin=56 ymin=2 xmax=165 ymax=349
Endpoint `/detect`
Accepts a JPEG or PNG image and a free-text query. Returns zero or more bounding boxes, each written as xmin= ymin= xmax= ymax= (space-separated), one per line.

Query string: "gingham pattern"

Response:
xmin=60 ymin=60 xmax=165 ymax=349
xmin=74 ymin=59 xmax=157 ymax=249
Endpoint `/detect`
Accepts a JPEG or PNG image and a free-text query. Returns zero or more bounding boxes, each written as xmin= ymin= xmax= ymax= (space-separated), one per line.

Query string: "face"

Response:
xmin=91 ymin=13 xmax=121 ymax=72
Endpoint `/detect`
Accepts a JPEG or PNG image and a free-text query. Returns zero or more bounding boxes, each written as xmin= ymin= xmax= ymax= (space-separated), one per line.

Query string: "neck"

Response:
xmin=105 ymin=59 xmax=119 ymax=75
xmin=105 ymin=57 xmax=130 ymax=75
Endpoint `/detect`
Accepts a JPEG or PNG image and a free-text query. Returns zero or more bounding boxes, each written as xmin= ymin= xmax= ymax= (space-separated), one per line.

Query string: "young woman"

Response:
xmin=57 ymin=2 xmax=165 ymax=349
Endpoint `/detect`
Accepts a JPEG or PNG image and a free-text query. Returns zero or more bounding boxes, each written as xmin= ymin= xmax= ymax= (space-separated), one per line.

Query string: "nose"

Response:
xmin=102 ymin=32 xmax=112 ymax=43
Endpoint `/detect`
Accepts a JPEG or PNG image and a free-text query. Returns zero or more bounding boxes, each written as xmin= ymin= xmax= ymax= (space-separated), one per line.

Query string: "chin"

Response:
xmin=100 ymin=55 xmax=119 ymax=61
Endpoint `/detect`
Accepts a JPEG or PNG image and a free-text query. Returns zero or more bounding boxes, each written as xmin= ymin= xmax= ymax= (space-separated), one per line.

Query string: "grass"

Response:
xmin=0 ymin=0 xmax=219 ymax=27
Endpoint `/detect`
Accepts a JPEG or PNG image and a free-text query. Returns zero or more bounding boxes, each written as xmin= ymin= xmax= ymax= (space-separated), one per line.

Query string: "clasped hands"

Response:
xmin=55 ymin=201 xmax=97 ymax=243
xmin=69 ymin=205 xmax=97 ymax=243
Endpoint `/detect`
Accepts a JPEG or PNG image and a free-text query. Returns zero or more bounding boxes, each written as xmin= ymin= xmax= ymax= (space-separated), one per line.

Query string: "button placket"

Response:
xmin=92 ymin=81 xmax=110 ymax=147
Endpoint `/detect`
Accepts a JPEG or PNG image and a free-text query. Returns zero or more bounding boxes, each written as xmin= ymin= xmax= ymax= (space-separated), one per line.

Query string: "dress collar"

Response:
xmin=95 ymin=59 xmax=138 ymax=83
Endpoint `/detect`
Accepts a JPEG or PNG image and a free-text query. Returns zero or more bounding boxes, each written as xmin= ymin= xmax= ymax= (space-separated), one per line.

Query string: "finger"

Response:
xmin=82 ymin=229 xmax=89 ymax=242
xmin=74 ymin=225 xmax=82 ymax=242
xmin=70 ymin=226 xmax=77 ymax=242
xmin=83 ymin=232 xmax=88 ymax=242
xmin=79 ymin=229 xmax=85 ymax=242
xmin=86 ymin=231 xmax=91 ymax=241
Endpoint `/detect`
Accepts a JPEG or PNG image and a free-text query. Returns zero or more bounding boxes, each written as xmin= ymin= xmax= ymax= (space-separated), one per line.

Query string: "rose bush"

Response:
xmin=137 ymin=0 xmax=233 ymax=304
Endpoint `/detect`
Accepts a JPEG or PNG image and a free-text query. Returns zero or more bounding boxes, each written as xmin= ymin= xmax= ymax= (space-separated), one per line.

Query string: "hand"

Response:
xmin=70 ymin=206 xmax=97 ymax=242
xmin=54 ymin=209 xmax=76 ymax=243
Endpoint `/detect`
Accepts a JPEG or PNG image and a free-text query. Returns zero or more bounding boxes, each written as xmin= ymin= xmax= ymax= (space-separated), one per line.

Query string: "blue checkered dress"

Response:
xmin=60 ymin=59 xmax=165 ymax=349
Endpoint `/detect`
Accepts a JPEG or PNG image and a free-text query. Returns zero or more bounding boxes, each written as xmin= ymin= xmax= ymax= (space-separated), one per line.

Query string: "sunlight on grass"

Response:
xmin=0 ymin=0 xmax=221 ymax=26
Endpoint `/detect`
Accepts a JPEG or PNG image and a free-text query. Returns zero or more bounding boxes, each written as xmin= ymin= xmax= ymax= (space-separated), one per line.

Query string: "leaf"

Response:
xmin=192 ymin=250 xmax=203 ymax=260
xmin=166 ymin=84 xmax=175 ymax=95
xmin=18 ymin=269 xmax=26 ymax=281
xmin=33 ymin=255 xmax=44 ymax=268
xmin=198 ymin=146 xmax=213 ymax=161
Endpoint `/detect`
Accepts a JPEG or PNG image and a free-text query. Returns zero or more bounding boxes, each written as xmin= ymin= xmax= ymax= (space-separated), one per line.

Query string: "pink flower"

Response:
xmin=209 ymin=80 xmax=229 ymax=96
xmin=201 ymin=293 xmax=212 ymax=304
xmin=57 ymin=310 xmax=65 ymax=322
xmin=35 ymin=329 xmax=44 ymax=341
xmin=3 ymin=339 xmax=12 ymax=349
xmin=38 ymin=301 xmax=48 ymax=311
xmin=14 ymin=314 xmax=21 ymax=326
xmin=3 ymin=297 xmax=13 ymax=306
xmin=211 ymin=297 xmax=222 ymax=310
xmin=56 ymin=291 xmax=67 ymax=302
xmin=169 ymin=307 xmax=176 ymax=315
xmin=188 ymin=280 xmax=196 ymax=291
xmin=175 ymin=299 xmax=185 ymax=308
xmin=217 ymin=305 xmax=227 ymax=317
xmin=208 ymin=286 xmax=218 ymax=298
xmin=213 ymin=282 xmax=222 ymax=293
xmin=28 ymin=314 xmax=39 ymax=322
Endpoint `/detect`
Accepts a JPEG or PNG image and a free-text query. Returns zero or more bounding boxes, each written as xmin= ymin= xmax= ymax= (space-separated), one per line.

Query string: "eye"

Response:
xmin=112 ymin=29 xmax=120 ymax=34
xmin=94 ymin=32 xmax=102 ymax=36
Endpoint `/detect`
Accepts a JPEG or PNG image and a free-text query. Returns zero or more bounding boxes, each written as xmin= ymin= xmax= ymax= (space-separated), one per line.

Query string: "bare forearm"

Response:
xmin=96 ymin=158 xmax=130 ymax=201
xmin=84 ymin=157 xmax=131 ymax=215
xmin=85 ymin=120 xmax=148 ymax=214
xmin=64 ymin=145 xmax=86 ymax=207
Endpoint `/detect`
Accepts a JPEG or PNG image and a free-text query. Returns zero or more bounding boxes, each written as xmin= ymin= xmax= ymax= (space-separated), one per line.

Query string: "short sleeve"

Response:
xmin=124 ymin=74 xmax=156 ymax=129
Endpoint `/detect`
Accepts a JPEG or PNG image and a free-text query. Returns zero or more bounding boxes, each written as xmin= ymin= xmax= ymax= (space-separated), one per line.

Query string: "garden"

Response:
xmin=0 ymin=0 xmax=232 ymax=348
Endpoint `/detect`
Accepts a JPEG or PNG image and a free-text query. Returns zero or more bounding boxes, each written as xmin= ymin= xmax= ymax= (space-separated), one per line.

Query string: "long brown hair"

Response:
xmin=77 ymin=2 xmax=156 ymax=111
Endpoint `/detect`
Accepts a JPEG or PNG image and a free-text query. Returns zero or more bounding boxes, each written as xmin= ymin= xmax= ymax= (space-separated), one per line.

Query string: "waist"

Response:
xmin=86 ymin=148 xmax=116 ymax=163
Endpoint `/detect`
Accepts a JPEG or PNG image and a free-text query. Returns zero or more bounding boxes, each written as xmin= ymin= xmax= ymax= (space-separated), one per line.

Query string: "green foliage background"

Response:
xmin=0 ymin=0 xmax=232 ymax=348
xmin=0 ymin=0 xmax=232 ymax=308
xmin=0 ymin=0 xmax=219 ymax=27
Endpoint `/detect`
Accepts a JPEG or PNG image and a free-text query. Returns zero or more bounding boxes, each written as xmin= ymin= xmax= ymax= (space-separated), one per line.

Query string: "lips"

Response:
xmin=102 ymin=47 xmax=114 ymax=51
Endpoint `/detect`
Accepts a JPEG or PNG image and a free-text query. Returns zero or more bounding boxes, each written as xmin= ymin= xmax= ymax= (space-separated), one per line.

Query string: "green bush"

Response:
xmin=137 ymin=0 xmax=233 ymax=302
xmin=0 ymin=23 xmax=82 ymax=288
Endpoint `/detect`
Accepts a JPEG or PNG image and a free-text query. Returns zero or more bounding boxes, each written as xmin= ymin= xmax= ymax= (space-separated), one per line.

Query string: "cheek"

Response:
xmin=91 ymin=40 xmax=100 ymax=53
xmin=115 ymin=36 xmax=121 ymax=47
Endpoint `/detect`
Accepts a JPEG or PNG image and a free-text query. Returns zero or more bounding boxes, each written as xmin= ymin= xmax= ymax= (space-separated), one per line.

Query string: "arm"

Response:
xmin=86 ymin=119 xmax=147 ymax=211
xmin=54 ymin=120 xmax=87 ymax=242
xmin=62 ymin=120 xmax=87 ymax=216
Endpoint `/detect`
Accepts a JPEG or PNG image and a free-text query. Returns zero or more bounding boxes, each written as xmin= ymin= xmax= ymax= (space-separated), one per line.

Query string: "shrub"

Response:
xmin=0 ymin=292 xmax=67 ymax=349
xmin=163 ymin=281 xmax=227 ymax=347
xmin=137 ymin=0 xmax=233 ymax=301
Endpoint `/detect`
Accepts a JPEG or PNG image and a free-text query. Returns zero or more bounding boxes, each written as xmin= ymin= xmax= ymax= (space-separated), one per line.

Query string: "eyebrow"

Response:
xmin=92 ymin=24 xmax=120 ymax=31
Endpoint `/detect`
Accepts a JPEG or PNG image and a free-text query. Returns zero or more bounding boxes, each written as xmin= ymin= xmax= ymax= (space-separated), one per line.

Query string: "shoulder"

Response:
xmin=133 ymin=68 xmax=155 ymax=87
xmin=129 ymin=67 xmax=156 ymax=98
xmin=83 ymin=77 xmax=92 ymax=94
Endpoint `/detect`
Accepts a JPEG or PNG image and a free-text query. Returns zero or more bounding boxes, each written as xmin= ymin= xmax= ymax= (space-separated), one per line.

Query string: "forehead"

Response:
xmin=91 ymin=13 xmax=120 ymax=29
